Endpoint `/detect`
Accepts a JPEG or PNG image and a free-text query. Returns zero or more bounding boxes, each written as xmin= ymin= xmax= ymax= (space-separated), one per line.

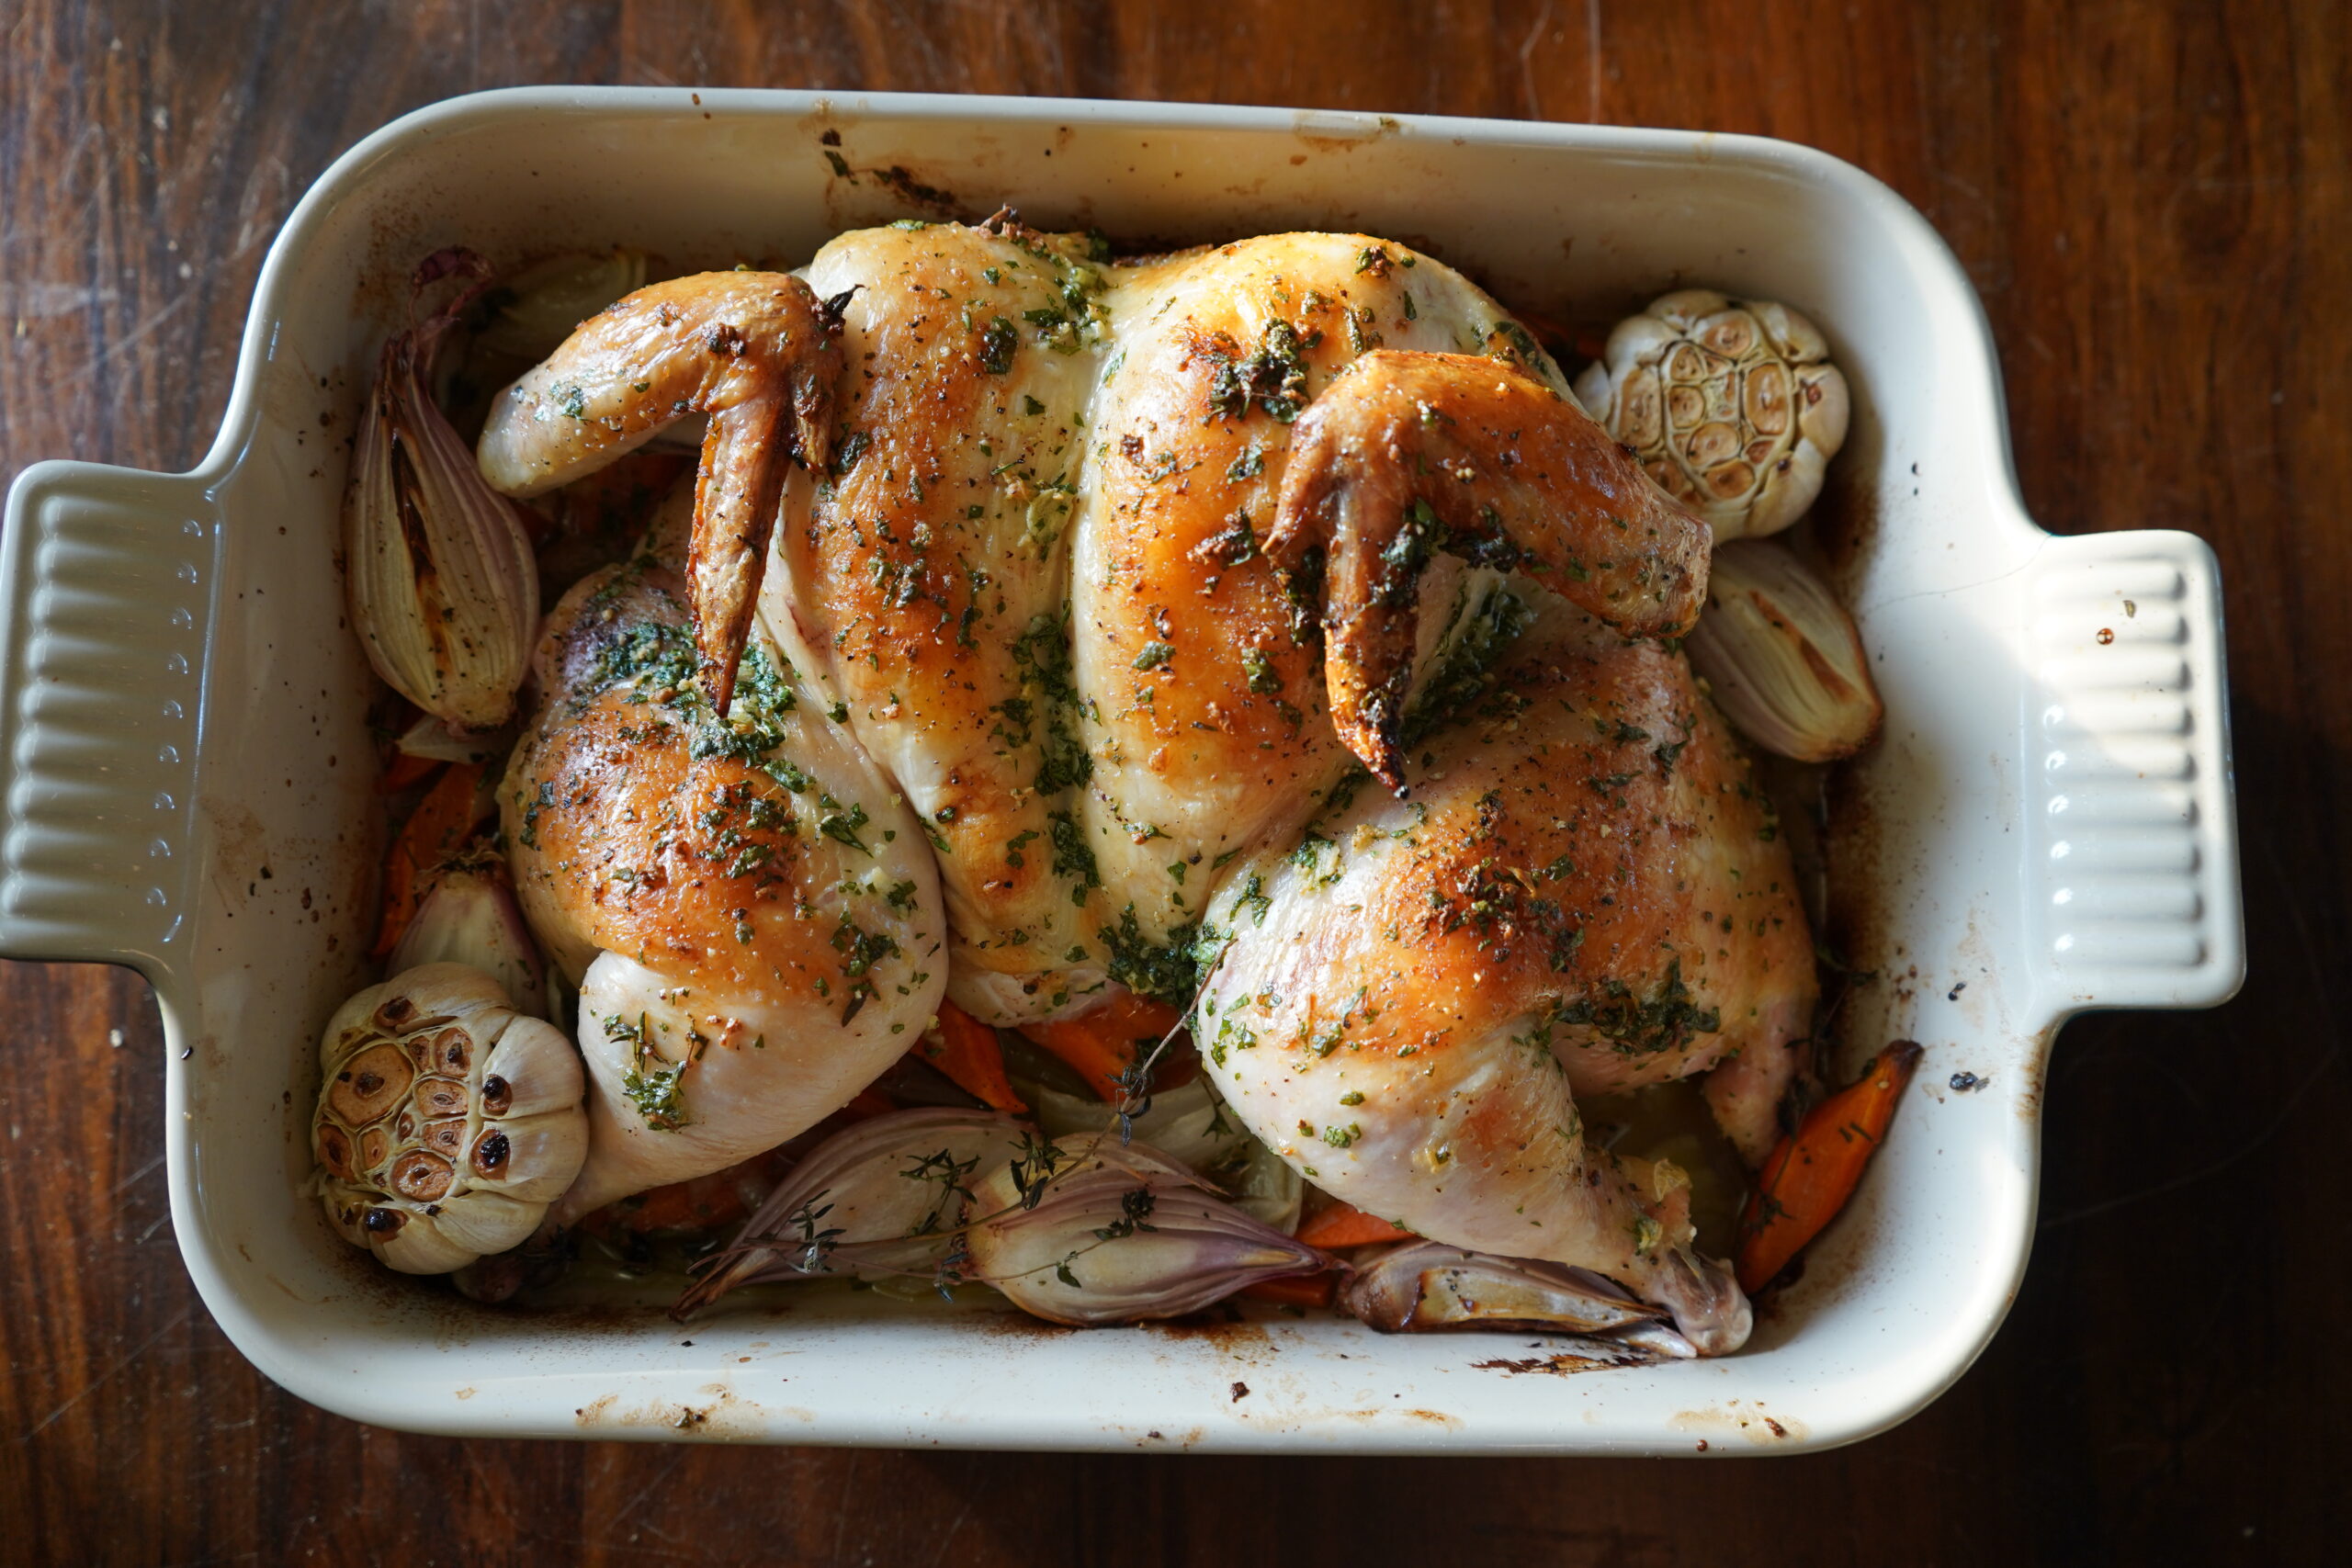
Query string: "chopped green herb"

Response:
xmin=979 ymin=315 xmax=1018 ymax=375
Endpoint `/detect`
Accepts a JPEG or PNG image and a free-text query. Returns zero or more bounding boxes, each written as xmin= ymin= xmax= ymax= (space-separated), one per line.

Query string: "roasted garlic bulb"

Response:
xmin=1572 ymin=289 xmax=1849 ymax=541
xmin=312 ymin=962 xmax=586 ymax=1274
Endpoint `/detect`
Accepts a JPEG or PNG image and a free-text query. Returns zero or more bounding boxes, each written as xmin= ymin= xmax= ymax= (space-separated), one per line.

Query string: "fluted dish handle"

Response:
xmin=2022 ymin=527 xmax=2243 ymax=1013
xmin=0 ymin=460 xmax=217 ymax=987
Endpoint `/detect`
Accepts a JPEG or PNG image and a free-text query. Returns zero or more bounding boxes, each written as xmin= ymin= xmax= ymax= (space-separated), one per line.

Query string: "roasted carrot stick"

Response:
xmin=841 ymin=1086 xmax=900 ymax=1121
xmin=1295 ymin=1201 xmax=1417 ymax=1249
xmin=916 ymin=1003 xmax=1027 ymax=1113
xmin=1019 ymin=989 xmax=1185 ymax=1102
xmin=371 ymin=761 xmax=487 ymax=955
xmin=375 ymin=750 xmax=444 ymax=795
xmin=1238 ymin=1272 xmax=1337 ymax=1310
xmin=583 ymin=1147 xmax=795 ymax=1237
xmin=1736 ymin=1040 xmax=1924 ymax=1292
xmin=618 ymin=1181 xmax=739 ymax=1235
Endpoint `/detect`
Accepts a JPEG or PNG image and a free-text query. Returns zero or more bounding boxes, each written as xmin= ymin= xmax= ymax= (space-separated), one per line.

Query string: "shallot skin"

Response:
xmin=961 ymin=1138 xmax=1328 ymax=1326
xmin=675 ymin=1108 xmax=1028 ymax=1317
xmin=345 ymin=251 xmax=539 ymax=730
xmin=1683 ymin=538 xmax=1883 ymax=764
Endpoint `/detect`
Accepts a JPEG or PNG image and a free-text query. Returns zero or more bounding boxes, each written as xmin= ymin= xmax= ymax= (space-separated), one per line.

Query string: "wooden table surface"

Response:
xmin=3 ymin=2 xmax=2344 ymax=1562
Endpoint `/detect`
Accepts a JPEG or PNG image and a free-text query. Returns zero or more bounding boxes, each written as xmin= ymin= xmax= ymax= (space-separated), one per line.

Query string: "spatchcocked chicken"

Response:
xmin=448 ymin=217 xmax=1831 ymax=1353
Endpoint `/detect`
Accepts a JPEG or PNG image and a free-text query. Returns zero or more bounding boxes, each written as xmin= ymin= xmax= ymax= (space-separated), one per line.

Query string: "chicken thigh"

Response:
xmin=1193 ymin=597 xmax=1812 ymax=1349
xmin=502 ymin=494 xmax=945 ymax=1223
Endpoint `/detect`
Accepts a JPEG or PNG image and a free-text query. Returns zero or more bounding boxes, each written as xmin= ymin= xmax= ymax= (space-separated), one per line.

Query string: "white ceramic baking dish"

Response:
xmin=0 ymin=88 xmax=2241 ymax=1454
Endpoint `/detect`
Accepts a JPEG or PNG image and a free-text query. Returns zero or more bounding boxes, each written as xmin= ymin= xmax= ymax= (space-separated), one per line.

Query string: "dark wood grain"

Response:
xmin=3 ymin=2 xmax=2345 ymax=1563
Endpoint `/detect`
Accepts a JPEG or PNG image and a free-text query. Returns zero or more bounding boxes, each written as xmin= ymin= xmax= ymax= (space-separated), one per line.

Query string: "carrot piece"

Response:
xmin=1735 ymin=1041 xmax=1924 ymax=1292
xmin=582 ymin=1147 xmax=794 ymax=1238
xmin=1238 ymin=1272 xmax=1336 ymax=1310
xmin=614 ymin=1171 xmax=747 ymax=1235
xmin=916 ymin=1003 xmax=1027 ymax=1113
xmin=371 ymin=761 xmax=488 ymax=956
xmin=1295 ymin=1201 xmax=1417 ymax=1250
xmin=1018 ymin=989 xmax=1185 ymax=1101
xmin=375 ymin=750 xmax=444 ymax=795
xmin=841 ymin=1087 xmax=900 ymax=1121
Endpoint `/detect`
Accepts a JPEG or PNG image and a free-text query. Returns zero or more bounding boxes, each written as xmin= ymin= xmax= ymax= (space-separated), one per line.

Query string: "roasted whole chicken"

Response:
xmin=452 ymin=218 xmax=1842 ymax=1353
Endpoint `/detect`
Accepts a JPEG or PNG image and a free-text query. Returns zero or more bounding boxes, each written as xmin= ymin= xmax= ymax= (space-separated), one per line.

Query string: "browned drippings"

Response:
xmin=373 ymin=994 xmax=415 ymax=1031
xmin=361 ymin=1206 xmax=405 ymax=1235
xmin=481 ymin=1074 xmax=512 ymax=1116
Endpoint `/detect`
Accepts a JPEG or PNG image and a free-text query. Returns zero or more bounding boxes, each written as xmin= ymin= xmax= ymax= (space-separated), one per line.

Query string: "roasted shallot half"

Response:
xmin=1015 ymin=1072 xmax=1304 ymax=1235
xmin=345 ymin=250 xmax=540 ymax=730
xmin=383 ymin=858 xmax=550 ymax=1020
xmin=674 ymin=1108 xmax=1025 ymax=1316
xmin=1340 ymin=1239 xmax=1698 ymax=1361
xmin=962 ymin=1137 xmax=1327 ymax=1325
xmin=312 ymin=962 xmax=586 ymax=1274
xmin=1684 ymin=538 xmax=1883 ymax=762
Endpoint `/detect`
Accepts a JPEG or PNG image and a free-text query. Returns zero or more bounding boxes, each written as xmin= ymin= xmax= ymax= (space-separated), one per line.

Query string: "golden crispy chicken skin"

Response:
xmin=1193 ymin=603 xmax=1813 ymax=1348
xmin=764 ymin=222 xmax=1114 ymax=1023
xmin=1072 ymin=234 xmax=1580 ymax=963
xmin=1271 ymin=349 xmax=1710 ymax=788
xmin=503 ymin=520 xmax=944 ymax=1222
